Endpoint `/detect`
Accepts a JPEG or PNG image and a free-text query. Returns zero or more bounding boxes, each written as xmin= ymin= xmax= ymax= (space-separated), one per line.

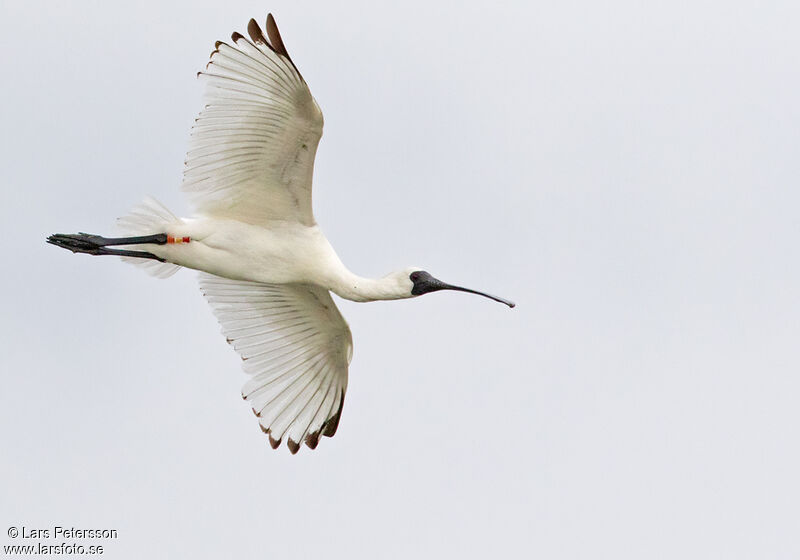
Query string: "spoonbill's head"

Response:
xmin=406 ymin=269 xmax=515 ymax=308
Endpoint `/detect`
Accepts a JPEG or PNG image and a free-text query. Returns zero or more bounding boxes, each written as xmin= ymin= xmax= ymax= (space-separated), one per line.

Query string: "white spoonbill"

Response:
xmin=48 ymin=14 xmax=514 ymax=454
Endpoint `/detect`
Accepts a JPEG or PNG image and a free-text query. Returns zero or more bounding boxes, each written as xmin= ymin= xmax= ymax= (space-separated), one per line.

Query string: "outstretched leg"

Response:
xmin=46 ymin=232 xmax=168 ymax=261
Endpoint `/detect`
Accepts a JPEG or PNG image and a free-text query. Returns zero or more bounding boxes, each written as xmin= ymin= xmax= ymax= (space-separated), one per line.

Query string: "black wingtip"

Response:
xmin=305 ymin=431 xmax=320 ymax=450
xmin=322 ymin=390 xmax=346 ymax=438
xmin=265 ymin=13 xmax=287 ymax=58
xmin=247 ymin=18 xmax=268 ymax=46
xmin=264 ymin=13 xmax=303 ymax=80
xmin=268 ymin=433 xmax=281 ymax=449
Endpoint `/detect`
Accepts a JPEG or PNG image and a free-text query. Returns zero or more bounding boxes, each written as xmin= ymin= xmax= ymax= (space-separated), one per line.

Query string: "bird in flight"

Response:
xmin=47 ymin=14 xmax=514 ymax=453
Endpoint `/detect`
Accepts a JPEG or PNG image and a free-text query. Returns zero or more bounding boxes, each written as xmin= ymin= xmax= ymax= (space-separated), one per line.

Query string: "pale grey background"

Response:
xmin=2 ymin=0 xmax=799 ymax=558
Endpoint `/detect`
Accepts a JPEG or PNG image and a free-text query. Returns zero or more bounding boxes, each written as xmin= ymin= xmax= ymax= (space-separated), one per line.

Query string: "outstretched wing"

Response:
xmin=198 ymin=273 xmax=352 ymax=453
xmin=183 ymin=14 xmax=323 ymax=226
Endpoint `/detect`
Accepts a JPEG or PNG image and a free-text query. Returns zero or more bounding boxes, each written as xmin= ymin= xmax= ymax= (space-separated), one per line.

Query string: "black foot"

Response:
xmin=47 ymin=233 xmax=107 ymax=255
xmin=47 ymin=233 xmax=167 ymax=262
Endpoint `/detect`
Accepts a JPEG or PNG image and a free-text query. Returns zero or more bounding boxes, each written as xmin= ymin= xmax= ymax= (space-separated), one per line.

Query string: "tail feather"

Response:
xmin=117 ymin=196 xmax=180 ymax=235
xmin=118 ymin=197 xmax=182 ymax=278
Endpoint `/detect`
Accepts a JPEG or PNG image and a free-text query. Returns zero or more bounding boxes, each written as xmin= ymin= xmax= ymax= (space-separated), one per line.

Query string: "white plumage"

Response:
xmin=184 ymin=19 xmax=323 ymax=227
xmin=198 ymin=273 xmax=350 ymax=452
xmin=48 ymin=14 xmax=514 ymax=454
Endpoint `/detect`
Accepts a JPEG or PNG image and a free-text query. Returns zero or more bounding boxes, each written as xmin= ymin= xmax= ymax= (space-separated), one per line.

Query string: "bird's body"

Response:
xmin=157 ymin=219 xmax=338 ymax=286
xmin=129 ymin=217 xmax=414 ymax=301
xmin=48 ymin=14 xmax=513 ymax=453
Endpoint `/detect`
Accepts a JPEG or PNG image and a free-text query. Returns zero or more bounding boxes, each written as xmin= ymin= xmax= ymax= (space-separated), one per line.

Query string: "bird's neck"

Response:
xmin=329 ymin=269 xmax=406 ymax=303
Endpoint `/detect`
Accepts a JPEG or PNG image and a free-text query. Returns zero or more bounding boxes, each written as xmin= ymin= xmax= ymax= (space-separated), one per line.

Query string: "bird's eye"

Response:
xmin=410 ymin=272 xmax=419 ymax=281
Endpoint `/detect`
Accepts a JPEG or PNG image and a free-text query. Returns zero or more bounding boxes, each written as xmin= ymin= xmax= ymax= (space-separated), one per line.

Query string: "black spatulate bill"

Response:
xmin=409 ymin=271 xmax=515 ymax=308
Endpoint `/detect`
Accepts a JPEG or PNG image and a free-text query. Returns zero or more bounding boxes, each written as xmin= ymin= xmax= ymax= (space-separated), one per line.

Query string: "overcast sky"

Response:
xmin=2 ymin=1 xmax=799 ymax=558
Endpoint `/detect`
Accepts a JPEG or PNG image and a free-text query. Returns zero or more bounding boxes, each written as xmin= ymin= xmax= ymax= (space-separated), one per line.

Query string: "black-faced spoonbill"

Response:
xmin=47 ymin=14 xmax=515 ymax=454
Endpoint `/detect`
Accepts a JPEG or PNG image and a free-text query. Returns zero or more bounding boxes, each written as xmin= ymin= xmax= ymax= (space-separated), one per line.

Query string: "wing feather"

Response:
xmin=199 ymin=273 xmax=352 ymax=453
xmin=183 ymin=15 xmax=323 ymax=226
